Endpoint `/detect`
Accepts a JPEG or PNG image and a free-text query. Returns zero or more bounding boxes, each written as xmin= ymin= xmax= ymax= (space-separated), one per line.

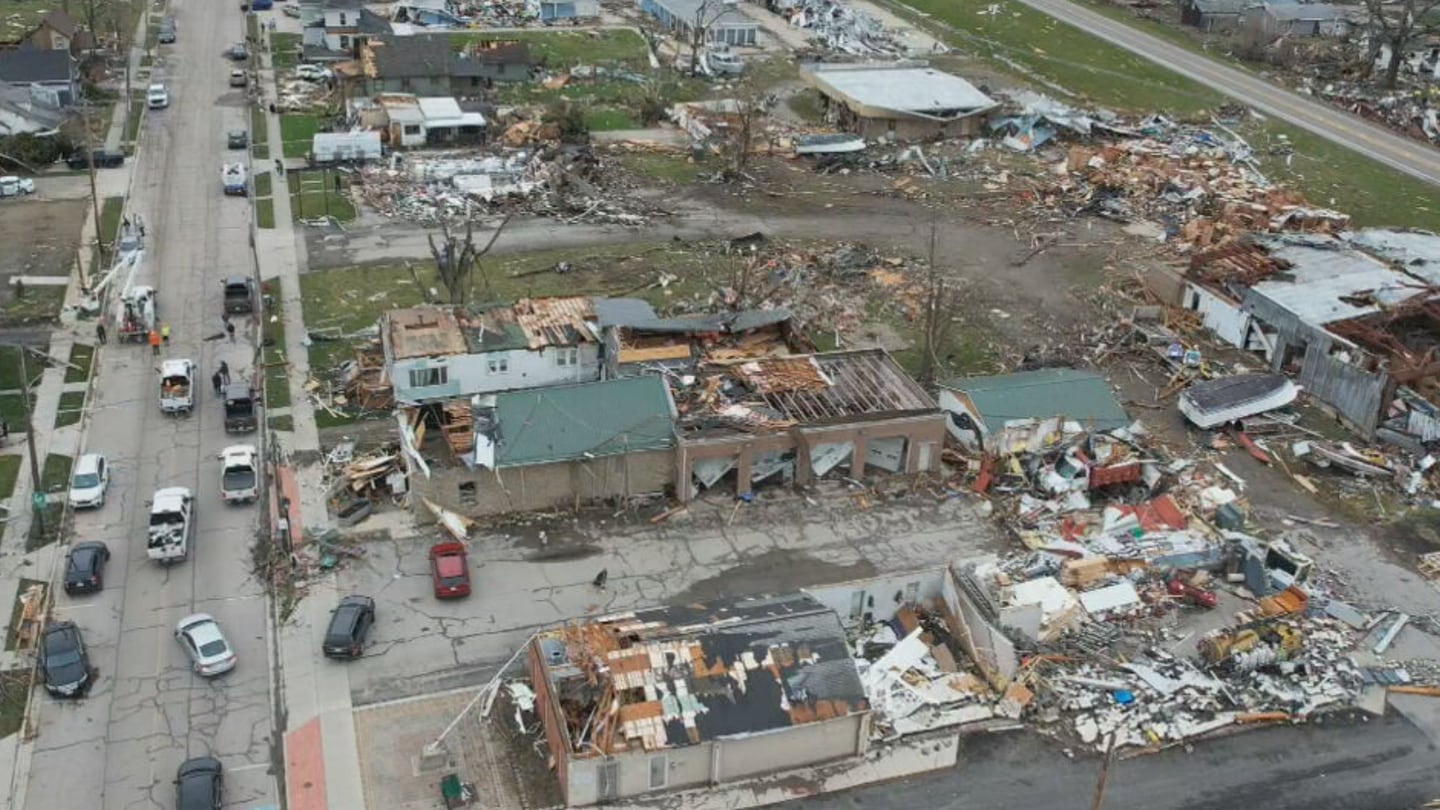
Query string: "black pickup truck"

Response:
xmin=66 ymin=150 xmax=125 ymax=170
xmin=222 ymin=277 xmax=256 ymax=314
xmin=223 ymin=384 xmax=258 ymax=433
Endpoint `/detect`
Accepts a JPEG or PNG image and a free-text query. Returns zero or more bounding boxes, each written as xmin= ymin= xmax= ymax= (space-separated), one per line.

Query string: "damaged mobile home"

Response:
xmin=801 ymin=63 xmax=998 ymax=141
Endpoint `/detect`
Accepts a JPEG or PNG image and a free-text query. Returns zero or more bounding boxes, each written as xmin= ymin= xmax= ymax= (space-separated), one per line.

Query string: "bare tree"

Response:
xmin=686 ymin=0 xmax=733 ymax=75
xmin=426 ymin=215 xmax=512 ymax=305
xmin=715 ymin=80 xmax=772 ymax=179
xmin=917 ymin=221 xmax=958 ymax=386
xmin=1362 ymin=0 xmax=1440 ymax=87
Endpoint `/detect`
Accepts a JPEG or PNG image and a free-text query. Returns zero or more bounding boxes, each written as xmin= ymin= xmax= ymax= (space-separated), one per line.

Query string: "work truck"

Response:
xmin=147 ymin=487 xmax=194 ymax=563
xmin=223 ymin=383 xmax=258 ymax=433
xmin=117 ymin=285 xmax=157 ymax=343
xmin=159 ymin=358 xmax=196 ymax=415
xmin=219 ymin=445 xmax=259 ymax=503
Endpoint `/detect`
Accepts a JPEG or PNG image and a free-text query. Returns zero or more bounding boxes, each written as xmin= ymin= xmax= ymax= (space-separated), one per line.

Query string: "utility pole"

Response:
xmin=1089 ymin=732 xmax=1118 ymax=810
xmin=17 ymin=349 xmax=46 ymax=537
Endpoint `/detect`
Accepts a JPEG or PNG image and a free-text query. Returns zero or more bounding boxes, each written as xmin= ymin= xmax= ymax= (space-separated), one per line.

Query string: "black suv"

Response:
xmin=41 ymin=621 xmax=91 ymax=697
xmin=175 ymin=757 xmax=223 ymax=810
xmin=66 ymin=150 xmax=125 ymax=170
xmin=322 ymin=595 xmax=374 ymax=659
xmin=64 ymin=541 xmax=111 ymax=594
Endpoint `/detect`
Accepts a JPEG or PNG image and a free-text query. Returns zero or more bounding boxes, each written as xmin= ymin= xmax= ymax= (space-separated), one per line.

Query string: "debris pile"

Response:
xmin=355 ymin=147 xmax=661 ymax=226
xmin=775 ymin=0 xmax=907 ymax=55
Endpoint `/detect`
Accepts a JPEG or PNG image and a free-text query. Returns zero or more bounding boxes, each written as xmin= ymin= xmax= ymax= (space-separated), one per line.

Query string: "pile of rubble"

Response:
xmin=354 ymin=146 xmax=662 ymax=226
xmin=776 ymin=0 xmax=907 ymax=56
xmin=1308 ymin=81 xmax=1440 ymax=145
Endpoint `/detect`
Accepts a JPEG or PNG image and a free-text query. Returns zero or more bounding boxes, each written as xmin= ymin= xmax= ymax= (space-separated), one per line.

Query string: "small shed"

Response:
xmin=938 ymin=368 xmax=1129 ymax=453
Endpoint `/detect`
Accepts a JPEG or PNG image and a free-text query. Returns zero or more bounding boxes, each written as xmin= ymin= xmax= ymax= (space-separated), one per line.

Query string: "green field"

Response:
xmin=449 ymin=29 xmax=650 ymax=69
xmin=288 ymin=170 xmax=356 ymax=222
xmin=280 ymin=114 xmax=319 ymax=159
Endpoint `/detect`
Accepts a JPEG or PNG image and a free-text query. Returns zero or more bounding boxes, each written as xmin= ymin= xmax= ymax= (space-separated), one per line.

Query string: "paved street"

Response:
xmin=1012 ymin=0 xmax=1440 ymax=187
xmin=20 ymin=0 xmax=279 ymax=807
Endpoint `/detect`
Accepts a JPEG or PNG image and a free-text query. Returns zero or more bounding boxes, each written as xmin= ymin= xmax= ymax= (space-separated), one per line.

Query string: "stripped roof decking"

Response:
xmin=387 ymin=307 xmax=468 ymax=359
xmin=510 ymin=296 xmax=596 ymax=349
xmin=761 ymin=349 xmax=935 ymax=423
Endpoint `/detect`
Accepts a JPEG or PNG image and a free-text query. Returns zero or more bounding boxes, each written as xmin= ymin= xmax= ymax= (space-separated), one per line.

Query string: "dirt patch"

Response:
xmin=0 ymin=199 xmax=84 ymax=326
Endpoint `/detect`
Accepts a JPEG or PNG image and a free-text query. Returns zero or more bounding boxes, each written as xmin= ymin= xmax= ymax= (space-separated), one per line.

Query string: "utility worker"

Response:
xmin=161 ymin=322 xmax=171 ymax=345
xmin=212 ymin=371 xmax=224 ymax=395
xmin=148 ymin=328 xmax=161 ymax=356
xmin=95 ymin=320 xmax=107 ymax=345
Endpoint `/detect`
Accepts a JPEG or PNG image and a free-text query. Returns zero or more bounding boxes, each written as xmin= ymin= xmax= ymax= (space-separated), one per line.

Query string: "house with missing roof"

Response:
xmin=301 ymin=0 xmax=392 ymax=60
xmin=937 ymin=368 xmax=1131 ymax=454
xmin=1184 ymin=233 xmax=1440 ymax=443
xmin=1244 ymin=1 xmax=1355 ymax=36
xmin=802 ymin=62 xmax=998 ymax=141
xmin=0 ymin=47 xmax=79 ymax=107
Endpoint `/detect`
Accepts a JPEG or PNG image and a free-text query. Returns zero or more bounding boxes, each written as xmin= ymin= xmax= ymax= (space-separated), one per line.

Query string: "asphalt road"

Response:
xmin=789 ymin=716 xmax=1440 ymax=810
xmin=22 ymin=2 xmax=277 ymax=808
xmin=1013 ymin=0 xmax=1440 ymax=187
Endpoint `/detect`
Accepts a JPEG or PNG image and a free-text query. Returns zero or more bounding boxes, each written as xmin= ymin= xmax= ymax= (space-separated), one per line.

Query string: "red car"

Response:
xmin=429 ymin=542 xmax=471 ymax=599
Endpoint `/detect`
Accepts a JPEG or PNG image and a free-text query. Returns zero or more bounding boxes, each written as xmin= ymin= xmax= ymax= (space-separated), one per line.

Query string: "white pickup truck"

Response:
xmin=222 ymin=162 xmax=247 ymax=196
xmin=147 ymin=487 xmax=194 ymax=563
xmin=159 ymin=358 xmax=195 ymax=414
xmin=219 ymin=445 xmax=259 ymax=503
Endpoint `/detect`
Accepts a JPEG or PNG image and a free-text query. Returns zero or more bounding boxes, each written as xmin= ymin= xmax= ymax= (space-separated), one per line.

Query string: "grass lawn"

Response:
xmin=313 ymin=409 xmax=355 ymax=429
xmin=64 ymin=344 xmax=94 ymax=384
xmin=0 ymin=346 xmax=45 ymax=392
xmin=252 ymin=143 xmax=271 ymax=161
xmin=496 ymin=76 xmax=706 ymax=108
xmin=0 ymin=288 xmax=66 ymax=327
xmin=280 ymin=113 xmax=318 ymax=159
xmin=617 ymin=153 xmax=703 ymax=184
xmin=262 ymin=278 xmax=291 ymax=410
xmin=256 ymin=198 xmax=275 ymax=229
xmin=124 ymin=100 xmax=144 ymax=145
xmin=251 ymin=107 xmax=269 ymax=144
xmin=25 ymin=502 xmax=64 ymax=551
xmin=450 ymin=29 xmax=650 ymax=69
xmin=40 ymin=453 xmax=71 ymax=494
xmin=273 ymin=32 xmax=301 ymax=68
xmin=0 ymin=395 xmax=30 ymax=428
xmin=3 ymin=579 xmax=46 ymax=651
xmin=54 ymin=392 xmax=85 ymax=428
xmin=288 ymin=170 xmax=356 ymax=222
xmin=0 ymin=668 xmax=30 ymax=738
xmin=247 ymin=12 xmax=260 ymax=42
xmin=0 ymin=456 xmax=21 ymax=501
xmin=254 ymin=171 xmax=272 ymax=197
xmin=584 ymin=108 xmax=639 ymax=131
xmin=99 ymin=196 xmax=126 ymax=251
xmin=267 ymin=414 xmax=294 ymax=432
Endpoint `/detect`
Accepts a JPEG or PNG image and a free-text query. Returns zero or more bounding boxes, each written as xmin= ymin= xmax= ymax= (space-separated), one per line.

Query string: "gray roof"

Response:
xmin=1263 ymin=2 xmax=1350 ymax=20
xmin=371 ymin=34 xmax=526 ymax=79
xmin=357 ymin=8 xmax=393 ymax=34
xmin=807 ymin=65 xmax=996 ymax=118
xmin=650 ymin=0 xmax=756 ymax=27
xmin=0 ymin=49 xmax=72 ymax=84
xmin=1345 ymin=229 xmax=1440 ymax=286
xmin=940 ymin=368 xmax=1130 ymax=430
xmin=1189 ymin=0 xmax=1247 ymax=14
xmin=324 ymin=0 xmax=364 ymax=8
xmin=1248 ymin=235 xmax=1424 ymax=326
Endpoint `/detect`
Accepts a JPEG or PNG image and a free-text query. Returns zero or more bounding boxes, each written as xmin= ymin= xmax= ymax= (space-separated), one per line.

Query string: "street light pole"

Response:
xmin=17 ymin=349 xmax=45 ymax=537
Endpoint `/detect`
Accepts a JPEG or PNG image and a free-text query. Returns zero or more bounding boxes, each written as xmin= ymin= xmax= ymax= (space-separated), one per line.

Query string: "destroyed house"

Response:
xmin=382 ymin=299 xmax=602 ymax=404
xmin=1186 ymin=234 xmax=1440 ymax=441
xmin=402 ymin=375 xmax=678 ymax=516
xmin=593 ymin=298 xmax=811 ymax=376
xmin=1245 ymin=1 xmax=1355 ymax=36
xmin=302 ymin=0 xmax=392 ymax=59
xmin=802 ymin=63 xmax=997 ymax=142
xmin=529 ymin=593 xmax=869 ymax=806
xmin=673 ymin=348 xmax=944 ymax=501
xmin=638 ymin=0 xmax=759 ymax=47
xmin=1180 ymin=0 xmax=1248 ymax=32
xmin=937 ymin=368 xmax=1130 ymax=455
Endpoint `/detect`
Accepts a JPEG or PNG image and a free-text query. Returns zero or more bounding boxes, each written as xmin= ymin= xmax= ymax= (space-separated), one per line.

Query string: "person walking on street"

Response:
xmin=225 ymin=320 xmax=236 ymax=343
xmin=95 ymin=321 xmax=107 ymax=345
xmin=160 ymin=322 xmax=171 ymax=345
xmin=219 ymin=361 xmax=231 ymax=386
xmin=148 ymin=329 xmax=161 ymax=356
xmin=212 ymin=371 xmax=224 ymax=395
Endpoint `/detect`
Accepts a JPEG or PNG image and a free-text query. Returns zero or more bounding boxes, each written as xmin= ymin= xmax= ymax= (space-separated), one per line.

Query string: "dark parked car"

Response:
xmin=227 ymin=129 xmax=248 ymax=149
xmin=322 ymin=595 xmax=374 ymax=659
xmin=66 ymin=150 xmax=125 ymax=170
xmin=175 ymin=757 xmax=223 ymax=810
xmin=63 ymin=541 xmax=111 ymax=594
xmin=40 ymin=621 xmax=91 ymax=697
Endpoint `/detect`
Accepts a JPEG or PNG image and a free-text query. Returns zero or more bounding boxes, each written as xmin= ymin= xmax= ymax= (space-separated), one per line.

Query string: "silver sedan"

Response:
xmin=175 ymin=614 xmax=237 ymax=677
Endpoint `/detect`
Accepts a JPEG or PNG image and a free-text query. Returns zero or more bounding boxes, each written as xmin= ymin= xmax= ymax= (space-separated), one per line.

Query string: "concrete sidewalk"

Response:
xmin=252 ymin=31 xmax=367 ymax=810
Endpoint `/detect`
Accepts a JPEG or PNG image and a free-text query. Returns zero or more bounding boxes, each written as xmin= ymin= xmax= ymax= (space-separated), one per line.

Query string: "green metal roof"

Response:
xmin=940 ymin=368 xmax=1129 ymax=430
xmin=495 ymin=376 xmax=676 ymax=468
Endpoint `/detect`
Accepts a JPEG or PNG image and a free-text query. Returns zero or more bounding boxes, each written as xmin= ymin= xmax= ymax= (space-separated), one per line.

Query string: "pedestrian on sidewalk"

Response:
xmin=137 ymin=215 xmax=146 ymax=238
xmin=212 ymin=371 xmax=224 ymax=395
xmin=148 ymin=329 xmax=161 ymax=356
xmin=219 ymin=361 xmax=231 ymax=385
xmin=161 ymin=322 xmax=171 ymax=345
xmin=225 ymin=320 xmax=236 ymax=343
xmin=95 ymin=320 xmax=107 ymax=345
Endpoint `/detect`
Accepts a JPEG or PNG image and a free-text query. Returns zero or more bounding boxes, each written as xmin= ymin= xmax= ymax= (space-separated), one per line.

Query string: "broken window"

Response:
xmin=458 ymin=481 xmax=477 ymax=505
xmin=488 ymin=357 xmax=509 ymax=374
xmin=555 ymin=347 xmax=579 ymax=368
xmin=403 ymin=124 xmax=421 ymax=135
xmin=648 ymin=755 xmax=667 ymax=790
xmin=408 ymin=366 xmax=448 ymax=388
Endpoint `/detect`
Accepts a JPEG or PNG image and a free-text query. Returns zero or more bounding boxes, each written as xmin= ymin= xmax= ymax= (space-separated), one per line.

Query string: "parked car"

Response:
xmin=158 ymin=24 xmax=175 ymax=43
xmin=227 ymin=129 xmax=248 ymax=150
xmin=66 ymin=150 xmax=125 ymax=170
xmin=322 ymin=595 xmax=374 ymax=659
xmin=147 ymin=83 xmax=169 ymax=109
xmin=283 ymin=4 xmax=301 ymax=16
xmin=0 ymin=176 xmax=36 ymax=197
xmin=227 ymin=43 xmax=248 ymax=61
xmin=175 ymin=614 xmax=237 ymax=676
xmin=63 ymin=541 xmax=111 ymax=595
xmin=428 ymin=542 xmax=471 ymax=599
xmin=68 ymin=452 xmax=110 ymax=509
xmin=229 ymin=69 xmax=247 ymax=88
xmin=40 ymin=621 xmax=91 ymax=697
xmin=294 ymin=64 xmax=331 ymax=82
xmin=175 ymin=757 xmax=223 ymax=810
xmin=219 ymin=444 xmax=258 ymax=501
